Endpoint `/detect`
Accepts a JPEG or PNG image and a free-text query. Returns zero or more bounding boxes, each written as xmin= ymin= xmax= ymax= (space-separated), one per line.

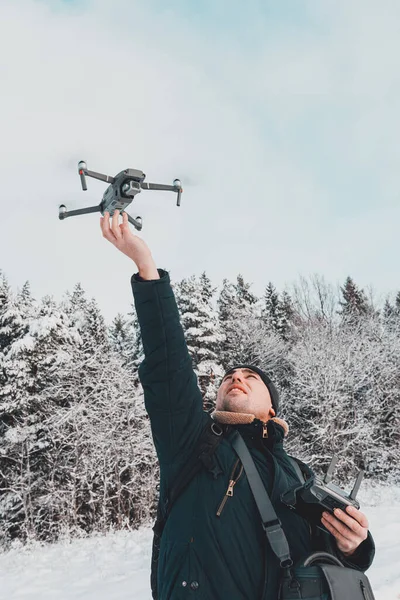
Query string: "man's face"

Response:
xmin=215 ymin=368 xmax=275 ymax=422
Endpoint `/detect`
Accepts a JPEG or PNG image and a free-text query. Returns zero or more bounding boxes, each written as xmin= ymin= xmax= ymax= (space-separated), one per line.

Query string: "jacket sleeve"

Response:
xmin=131 ymin=268 xmax=209 ymax=467
xmin=331 ymin=531 xmax=375 ymax=572
xmin=318 ymin=527 xmax=375 ymax=572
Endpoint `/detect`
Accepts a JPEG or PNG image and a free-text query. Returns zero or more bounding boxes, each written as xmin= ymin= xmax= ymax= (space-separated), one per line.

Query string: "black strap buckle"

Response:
xmin=263 ymin=518 xmax=281 ymax=532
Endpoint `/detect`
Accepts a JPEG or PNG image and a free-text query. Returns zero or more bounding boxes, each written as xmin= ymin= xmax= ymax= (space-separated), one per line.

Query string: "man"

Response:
xmin=101 ymin=210 xmax=375 ymax=600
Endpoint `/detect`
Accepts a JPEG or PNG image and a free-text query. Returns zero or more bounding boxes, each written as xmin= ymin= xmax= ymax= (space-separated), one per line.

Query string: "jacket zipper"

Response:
xmin=216 ymin=422 xmax=267 ymax=516
xmin=216 ymin=458 xmax=244 ymax=517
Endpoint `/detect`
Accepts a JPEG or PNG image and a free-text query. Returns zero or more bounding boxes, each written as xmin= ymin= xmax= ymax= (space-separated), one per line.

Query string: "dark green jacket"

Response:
xmin=131 ymin=269 xmax=375 ymax=600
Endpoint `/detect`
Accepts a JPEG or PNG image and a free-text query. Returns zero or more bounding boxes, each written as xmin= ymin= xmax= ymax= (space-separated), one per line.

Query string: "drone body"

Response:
xmin=59 ymin=161 xmax=183 ymax=231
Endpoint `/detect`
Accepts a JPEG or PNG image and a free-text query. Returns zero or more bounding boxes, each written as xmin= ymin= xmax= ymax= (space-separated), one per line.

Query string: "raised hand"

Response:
xmin=100 ymin=210 xmax=158 ymax=277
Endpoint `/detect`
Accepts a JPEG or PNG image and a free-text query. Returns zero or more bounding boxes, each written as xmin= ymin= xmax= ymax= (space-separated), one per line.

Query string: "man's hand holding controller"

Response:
xmin=100 ymin=209 xmax=160 ymax=281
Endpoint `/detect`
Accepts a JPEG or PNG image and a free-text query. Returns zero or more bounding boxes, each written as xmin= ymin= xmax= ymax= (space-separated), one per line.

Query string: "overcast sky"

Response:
xmin=1 ymin=0 xmax=400 ymax=326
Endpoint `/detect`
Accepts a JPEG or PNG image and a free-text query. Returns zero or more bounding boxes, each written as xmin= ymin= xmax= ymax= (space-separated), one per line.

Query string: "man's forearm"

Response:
xmin=137 ymin=259 xmax=160 ymax=281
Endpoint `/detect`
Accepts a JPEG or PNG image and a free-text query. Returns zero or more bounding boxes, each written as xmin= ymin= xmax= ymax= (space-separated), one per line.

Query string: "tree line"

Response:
xmin=0 ymin=268 xmax=399 ymax=548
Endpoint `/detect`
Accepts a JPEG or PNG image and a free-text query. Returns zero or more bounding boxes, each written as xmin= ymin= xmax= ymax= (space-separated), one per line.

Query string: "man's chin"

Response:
xmin=222 ymin=401 xmax=247 ymax=413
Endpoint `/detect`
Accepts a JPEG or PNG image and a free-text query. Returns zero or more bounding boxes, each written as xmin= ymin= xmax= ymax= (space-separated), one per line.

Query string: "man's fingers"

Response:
xmin=332 ymin=508 xmax=368 ymax=539
xmin=111 ymin=209 xmax=122 ymax=240
xmin=321 ymin=517 xmax=356 ymax=553
xmin=120 ymin=211 xmax=128 ymax=231
xmin=322 ymin=512 xmax=360 ymax=543
xmin=101 ymin=211 xmax=118 ymax=243
xmin=345 ymin=505 xmax=369 ymax=529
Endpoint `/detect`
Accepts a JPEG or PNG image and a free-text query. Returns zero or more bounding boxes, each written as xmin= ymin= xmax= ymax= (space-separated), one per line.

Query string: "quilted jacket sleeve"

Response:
xmin=316 ymin=526 xmax=375 ymax=572
xmin=131 ymin=268 xmax=209 ymax=466
xmin=330 ymin=530 xmax=375 ymax=572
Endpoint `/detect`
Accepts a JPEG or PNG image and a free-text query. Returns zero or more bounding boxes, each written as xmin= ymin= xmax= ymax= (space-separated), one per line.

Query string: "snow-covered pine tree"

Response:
xmin=338 ymin=276 xmax=370 ymax=323
xmin=42 ymin=346 xmax=157 ymax=539
xmin=85 ymin=297 xmax=110 ymax=349
xmin=43 ymin=286 xmax=157 ymax=538
xmin=174 ymin=273 xmax=224 ymax=411
xmin=197 ymin=272 xmax=225 ymax=411
xmin=0 ymin=278 xmax=42 ymax=432
xmin=107 ymin=311 xmax=142 ymax=386
xmin=278 ymin=290 xmax=294 ymax=342
xmin=385 ymin=292 xmax=400 ymax=329
xmin=260 ymin=283 xmax=294 ymax=343
xmin=382 ymin=297 xmax=399 ymax=334
xmin=0 ymin=290 xmax=82 ymax=545
xmin=127 ymin=306 xmax=145 ymax=377
xmin=44 ymin=280 xmax=155 ymax=539
xmin=235 ymin=274 xmax=258 ymax=309
xmin=0 ymin=272 xmax=158 ymax=546
xmin=18 ymin=281 xmax=35 ymax=315
xmin=0 ymin=275 xmax=30 ymax=356
xmin=217 ymin=273 xmax=260 ymax=369
xmin=261 ymin=282 xmax=280 ymax=332
xmin=108 ymin=313 xmax=132 ymax=362
xmin=61 ymin=283 xmax=90 ymax=346
xmin=217 ymin=278 xmax=236 ymax=323
xmin=383 ymin=298 xmax=394 ymax=321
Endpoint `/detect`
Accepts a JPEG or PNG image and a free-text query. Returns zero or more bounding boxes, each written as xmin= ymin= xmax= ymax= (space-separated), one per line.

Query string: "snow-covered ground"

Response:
xmin=1 ymin=485 xmax=399 ymax=600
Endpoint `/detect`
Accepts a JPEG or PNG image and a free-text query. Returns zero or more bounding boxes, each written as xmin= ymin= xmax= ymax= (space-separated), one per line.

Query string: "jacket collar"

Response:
xmin=211 ymin=410 xmax=289 ymax=446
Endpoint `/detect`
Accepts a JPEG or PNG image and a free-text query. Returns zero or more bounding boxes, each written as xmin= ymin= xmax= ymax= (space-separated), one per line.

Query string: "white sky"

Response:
xmin=1 ymin=0 xmax=400 ymax=325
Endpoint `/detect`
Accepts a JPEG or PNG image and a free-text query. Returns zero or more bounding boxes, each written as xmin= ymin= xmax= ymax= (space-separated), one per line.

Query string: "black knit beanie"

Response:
xmin=222 ymin=364 xmax=280 ymax=415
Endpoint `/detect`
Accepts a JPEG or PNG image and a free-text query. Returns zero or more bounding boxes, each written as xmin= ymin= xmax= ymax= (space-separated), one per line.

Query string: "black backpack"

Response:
xmin=150 ymin=418 xmax=307 ymax=600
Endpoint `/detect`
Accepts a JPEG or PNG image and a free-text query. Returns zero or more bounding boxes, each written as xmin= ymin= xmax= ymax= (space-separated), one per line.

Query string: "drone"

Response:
xmin=281 ymin=455 xmax=364 ymax=530
xmin=58 ymin=161 xmax=183 ymax=231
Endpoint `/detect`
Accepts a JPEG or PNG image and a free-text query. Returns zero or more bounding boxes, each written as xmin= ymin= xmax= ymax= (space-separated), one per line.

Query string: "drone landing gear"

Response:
xmin=59 ymin=204 xmax=143 ymax=231
xmin=125 ymin=213 xmax=143 ymax=231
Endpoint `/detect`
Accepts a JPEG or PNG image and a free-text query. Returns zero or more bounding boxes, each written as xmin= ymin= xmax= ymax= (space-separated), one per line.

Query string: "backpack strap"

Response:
xmin=287 ymin=455 xmax=308 ymax=484
xmin=167 ymin=420 xmax=228 ymax=509
xmin=154 ymin=418 xmax=230 ymax=535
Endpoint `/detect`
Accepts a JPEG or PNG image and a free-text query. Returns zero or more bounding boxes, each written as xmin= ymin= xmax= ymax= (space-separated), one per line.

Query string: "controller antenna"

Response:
xmin=323 ymin=456 xmax=339 ymax=484
xmin=350 ymin=471 xmax=364 ymax=500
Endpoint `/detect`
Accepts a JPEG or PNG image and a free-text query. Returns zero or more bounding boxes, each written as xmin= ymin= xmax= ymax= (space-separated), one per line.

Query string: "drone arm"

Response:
xmin=85 ymin=169 xmax=115 ymax=184
xmin=59 ymin=204 xmax=102 ymax=219
xmin=141 ymin=181 xmax=183 ymax=207
xmin=78 ymin=161 xmax=115 ymax=190
xmin=141 ymin=182 xmax=176 ymax=192
xmin=126 ymin=212 xmax=143 ymax=232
